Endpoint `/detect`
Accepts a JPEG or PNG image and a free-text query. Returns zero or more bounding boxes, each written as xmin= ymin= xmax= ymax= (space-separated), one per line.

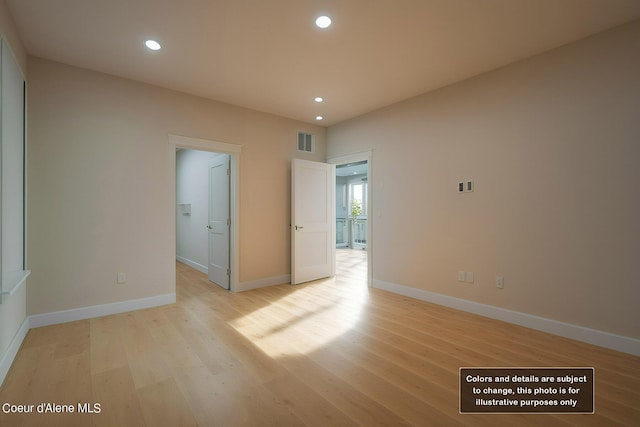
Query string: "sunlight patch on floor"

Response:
xmin=229 ymin=280 xmax=366 ymax=357
xmin=230 ymin=248 xmax=368 ymax=358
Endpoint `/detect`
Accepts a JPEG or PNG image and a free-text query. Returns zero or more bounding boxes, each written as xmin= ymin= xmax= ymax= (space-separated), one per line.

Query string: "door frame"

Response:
xmin=169 ymin=134 xmax=241 ymax=292
xmin=327 ymin=150 xmax=373 ymax=288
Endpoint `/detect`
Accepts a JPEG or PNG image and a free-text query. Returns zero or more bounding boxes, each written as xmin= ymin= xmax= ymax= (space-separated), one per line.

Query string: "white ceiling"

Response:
xmin=6 ymin=0 xmax=640 ymax=126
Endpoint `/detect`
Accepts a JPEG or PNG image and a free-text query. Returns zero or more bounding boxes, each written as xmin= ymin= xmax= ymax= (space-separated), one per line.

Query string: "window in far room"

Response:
xmin=0 ymin=38 xmax=30 ymax=299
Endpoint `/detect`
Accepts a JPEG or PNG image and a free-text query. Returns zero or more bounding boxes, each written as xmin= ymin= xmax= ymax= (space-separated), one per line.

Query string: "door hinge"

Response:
xmin=227 ymin=268 xmax=230 ymax=276
xmin=227 ymin=218 xmax=231 ymax=225
xmin=227 ymin=168 xmax=230 ymax=176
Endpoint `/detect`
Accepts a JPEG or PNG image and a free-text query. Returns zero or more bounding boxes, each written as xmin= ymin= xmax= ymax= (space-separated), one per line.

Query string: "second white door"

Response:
xmin=208 ymin=154 xmax=230 ymax=289
xmin=291 ymin=159 xmax=335 ymax=285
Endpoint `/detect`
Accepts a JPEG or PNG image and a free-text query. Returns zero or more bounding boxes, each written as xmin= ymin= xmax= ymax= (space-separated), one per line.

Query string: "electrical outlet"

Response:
xmin=465 ymin=271 xmax=474 ymax=283
xmin=458 ymin=182 xmax=465 ymax=193
xmin=457 ymin=271 xmax=466 ymax=282
xmin=466 ymin=180 xmax=474 ymax=192
xmin=495 ymin=276 xmax=504 ymax=289
xmin=117 ymin=272 xmax=126 ymax=284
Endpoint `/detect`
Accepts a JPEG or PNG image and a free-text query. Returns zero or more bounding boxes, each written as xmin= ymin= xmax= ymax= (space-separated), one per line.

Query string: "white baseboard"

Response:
xmin=176 ymin=256 xmax=208 ymax=274
xmin=237 ymin=274 xmax=290 ymax=292
xmin=29 ymin=293 xmax=176 ymax=328
xmin=373 ymin=279 xmax=640 ymax=356
xmin=0 ymin=317 xmax=30 ymax=386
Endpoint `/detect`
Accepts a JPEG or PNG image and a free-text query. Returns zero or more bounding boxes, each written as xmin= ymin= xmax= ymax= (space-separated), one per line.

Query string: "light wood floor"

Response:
xmin=1 ymin=258 xmax=639 ymax=426
xmin=336 ymin=248 xmax=367 ymax=285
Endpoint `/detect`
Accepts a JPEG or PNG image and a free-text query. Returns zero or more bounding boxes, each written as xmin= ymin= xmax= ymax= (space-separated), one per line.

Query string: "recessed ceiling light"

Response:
xmin=315 ymin=16 xmax=332 ymax=29
xmin=316 ymin=116 xmax=324 ymax=121
xmin=314 ymin=97 xmax=324 ymax=103
xmin=145 ymin=39 xmax=162 ymax=51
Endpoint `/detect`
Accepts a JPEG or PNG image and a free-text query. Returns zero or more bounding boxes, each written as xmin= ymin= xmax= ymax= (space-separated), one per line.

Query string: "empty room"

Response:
xmin=0 ymin=1 xmax=639 ymax=426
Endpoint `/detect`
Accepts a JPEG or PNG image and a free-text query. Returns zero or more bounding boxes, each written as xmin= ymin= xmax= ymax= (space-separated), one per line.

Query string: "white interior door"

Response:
xmin=208 ymin=154 xmax=230 ymax=289
xmin=291 ymin=159 xmax=335 ymax=285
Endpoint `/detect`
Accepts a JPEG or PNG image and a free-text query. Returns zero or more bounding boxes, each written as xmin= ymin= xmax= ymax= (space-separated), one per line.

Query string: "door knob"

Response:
xmin=207 ymin=225 xmax=213 ymax=230
xmin=295 ymin=225 xmax=304 ymax=230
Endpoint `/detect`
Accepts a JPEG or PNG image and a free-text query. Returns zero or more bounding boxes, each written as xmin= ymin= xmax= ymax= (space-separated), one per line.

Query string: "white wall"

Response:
xmin=0 ymin=0 xmax=28 ymax=381
xmin=327 ymin=20 xmax=640 ymax=341
xmin=176 ymin=149 xmax=221 ymax=272
xmin=27 ymin=57 xmax=325 ymax=316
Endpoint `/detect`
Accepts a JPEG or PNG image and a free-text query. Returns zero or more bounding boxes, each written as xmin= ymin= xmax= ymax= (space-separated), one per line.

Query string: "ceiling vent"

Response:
xmin=297 ymin=132 xmax=314 ymax=153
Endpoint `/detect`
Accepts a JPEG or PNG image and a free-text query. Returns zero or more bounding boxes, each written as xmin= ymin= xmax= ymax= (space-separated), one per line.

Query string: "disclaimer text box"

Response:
xmin=460 ymin=367 xmax=594 ymax=414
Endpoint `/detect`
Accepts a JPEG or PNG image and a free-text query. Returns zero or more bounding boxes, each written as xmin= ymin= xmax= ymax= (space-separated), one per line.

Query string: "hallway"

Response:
xmin=336 ymin=248 xmax=367 ymax=287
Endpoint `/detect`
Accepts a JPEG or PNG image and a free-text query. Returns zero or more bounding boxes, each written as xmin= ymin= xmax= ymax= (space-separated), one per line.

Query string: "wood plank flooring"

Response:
xmin=1 ymin=253 xmax=639 ymax=426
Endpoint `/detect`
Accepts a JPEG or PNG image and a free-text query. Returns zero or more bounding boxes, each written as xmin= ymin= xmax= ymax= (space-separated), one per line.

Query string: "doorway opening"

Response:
xmin=169 ymin=134 xmax=241 ymax=292
xmin=176 ymin=149 xmax=230 ymax=289
xmin=329 ymin=151 xmax=372 ymax=287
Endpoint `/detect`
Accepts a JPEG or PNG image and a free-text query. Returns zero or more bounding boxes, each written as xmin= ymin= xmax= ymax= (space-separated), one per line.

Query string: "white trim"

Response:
xmin=327 ymin=150 xmax=373 ymax=288
xmin=0 ymin=37 xmax=26 ymax=80
xmin=237 ymin=275 xmax=291 ymax=292
xmin=327 ymin=150 xmax=372 ymax=166
xmin=29 ymin=293 xmax=175 ymax=328
xmin=168 ymin=134 xmax=241 ymax=292
xmin=0 ymin=270 xmax=30 ymax=296
xmin=176 ymin=256 xmax=207 ymax=275
xmin=0 ymin=317 xmax=30 ymax=386
xmin=373 ymin=279 xmax=640 ymax=356
xmin=169 ymin=134 xmax=242 ymax=154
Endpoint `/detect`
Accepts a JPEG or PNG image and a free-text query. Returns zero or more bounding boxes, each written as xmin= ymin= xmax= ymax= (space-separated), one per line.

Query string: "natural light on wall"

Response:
xmin=228 ymin=281 xmax=366 ymax=357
